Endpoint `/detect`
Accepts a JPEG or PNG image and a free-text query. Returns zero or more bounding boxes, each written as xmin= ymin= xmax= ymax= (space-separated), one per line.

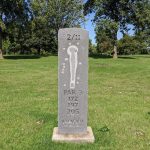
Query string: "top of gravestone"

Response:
xmin=58 ymin=28 xmax=89 ymax=33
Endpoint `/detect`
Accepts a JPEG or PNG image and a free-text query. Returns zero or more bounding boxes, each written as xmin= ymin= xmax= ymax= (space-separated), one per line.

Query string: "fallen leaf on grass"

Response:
xmin=135 ymin=130 xmax=145 ymax=137
xmin=36 ymin=120 xmax=44 ymax=125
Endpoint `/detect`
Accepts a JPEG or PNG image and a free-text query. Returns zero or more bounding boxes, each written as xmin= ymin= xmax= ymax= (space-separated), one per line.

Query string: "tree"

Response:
xmin=29 ymin=0 xmax=56 ymax=54
xmin=130 ymin=0 xmax=150 ymax=50
xmin=46 ymin=0 xmax=85 ymax=36
xmin=84 ymin=0 xmax=140 ymax=58
xmin=95 ymin=19 xmax=117 ymax=55
xmin=7 ymin=21 xmax=32 ymax=54
xmin=130 ymin=0 xmax=150 ymax=33
xmin=118 ymin=35 xmax=139 ymax=55
xmin=85 ymin=0 xmax=150 ymax=57
xmin=0 ymin=21 xmax=5 ymax=58
xmin=29 ymin=0 xmax=85 ymax=54
xmin=0 ymin=0 xmax=30 ymax=58
xmin=89 ymin=39 xmax=96 ymax=55
xmin=1 ymin=0 xmax=85 ymax=55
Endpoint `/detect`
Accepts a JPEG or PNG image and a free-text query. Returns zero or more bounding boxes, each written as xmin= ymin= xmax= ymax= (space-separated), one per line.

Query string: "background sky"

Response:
xmin=82 ymin=13 xmax=135 ymax=44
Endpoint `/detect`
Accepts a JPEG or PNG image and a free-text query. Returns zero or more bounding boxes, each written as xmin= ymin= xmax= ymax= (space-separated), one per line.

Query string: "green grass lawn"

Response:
xmin=0 ymin=55 xmax=150 ymax=150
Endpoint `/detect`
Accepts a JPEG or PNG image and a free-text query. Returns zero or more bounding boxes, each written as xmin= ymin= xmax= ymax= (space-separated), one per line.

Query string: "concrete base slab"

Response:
xmin=52 ymin=127 xmax=95 ymax=143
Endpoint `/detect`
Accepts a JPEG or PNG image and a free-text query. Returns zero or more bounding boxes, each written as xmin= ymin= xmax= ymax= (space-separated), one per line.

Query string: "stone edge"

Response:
xmin=52 ymin=126 xmax=95 ymax=143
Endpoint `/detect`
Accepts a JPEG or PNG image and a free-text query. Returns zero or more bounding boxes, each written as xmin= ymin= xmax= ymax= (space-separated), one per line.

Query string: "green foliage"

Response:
xmin=96 ymin=27 xmax=149 ymax=55
xmin=2 ymin=39 xmax=10 ymax=54
xmin=89 ymin=39 xmax=96 ymax=54
xmin=85 ymin=0 xmax=150 ymax=56
xmin=1 ymin=0 xmax=150 ymax=55
xmin=0 ymin=0 xmax=30 ymax=57
xmin=130 ymin=0 xmax=150 ymax=54
xmin=95 ymin=19 xmax=118 ymax=54
xmin=8 ymin=42 xmax=21 ymax=54
xmin=0 ymin=20 xmax=6 ymax=31
xmin=118 ymin=35 xmax=137 ymax=55
xmin=2 ymin=0 xmax=85 ymax=55
xmin=130 ymin=0 xmax=150 ymax=33
xmin=30 ymin=0 xmax=57 ymax=54
xmin=85 ymin=0 xmax=136 ymax=57
xmin=45 ymin=0 xmax=85 ymax=31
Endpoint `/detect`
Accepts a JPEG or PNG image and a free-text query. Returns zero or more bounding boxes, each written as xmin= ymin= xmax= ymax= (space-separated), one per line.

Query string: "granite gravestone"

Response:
xmin=52 ymin=28 xmax=94 ymax=143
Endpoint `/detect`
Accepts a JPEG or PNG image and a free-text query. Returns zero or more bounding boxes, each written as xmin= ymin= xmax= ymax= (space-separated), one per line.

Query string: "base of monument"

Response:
xmin=52 ymin=127 xmax=95 ymax=143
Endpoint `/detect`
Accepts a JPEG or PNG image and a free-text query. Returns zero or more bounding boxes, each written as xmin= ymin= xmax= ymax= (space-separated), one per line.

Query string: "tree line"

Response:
xmin=0 ymin=0 xmax=150 ymax=59
xmin=85 ymin=0 xmax=150 ymax=58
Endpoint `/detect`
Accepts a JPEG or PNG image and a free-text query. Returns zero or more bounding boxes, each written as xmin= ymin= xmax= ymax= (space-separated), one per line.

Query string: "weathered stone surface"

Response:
xmin=58 ymin=28 xmax=89 ymax=134
xmin=52 ymin=127 xmax=95 ymax=143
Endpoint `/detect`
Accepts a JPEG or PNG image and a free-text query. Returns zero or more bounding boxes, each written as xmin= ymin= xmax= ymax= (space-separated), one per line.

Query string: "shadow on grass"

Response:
xmin=4 ymin=53 xmax=58 ymax=59
xmin=89 ymin=54 xmax=137 ymax=59
xmin=4 ymin=55 xmax=41 ymax=59
xmin=89 ymin=54 xmax=112 ymax=59
xmin=135 ymin=55 xmax=150 ymax=58
xmin=118 ymin=56 xmax=136 ymax=59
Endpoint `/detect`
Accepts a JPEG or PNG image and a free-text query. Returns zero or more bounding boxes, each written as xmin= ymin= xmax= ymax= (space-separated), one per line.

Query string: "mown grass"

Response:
xmin=0 ymin=55 xmax=150 ymax=150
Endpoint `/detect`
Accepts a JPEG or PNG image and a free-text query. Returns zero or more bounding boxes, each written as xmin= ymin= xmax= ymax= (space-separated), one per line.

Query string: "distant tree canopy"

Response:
xmin=0 ymin=0 xmax=30 ymax=58
xmin=0 ymin=0 xmax=150 ymax=58
xmin=0 ymin=0 xmax=84 ymax=57
xmin=84 ymin=0 xmax=150 ymax=57
xmin=29 ymin=0 xmax=84 ymax=54
xmin=118 ymin=34 xmax=148 ymax=55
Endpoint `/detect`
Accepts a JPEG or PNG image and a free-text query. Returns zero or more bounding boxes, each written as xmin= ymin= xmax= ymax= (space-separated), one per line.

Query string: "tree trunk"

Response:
xmin=37 ymin=48 xmax=41 ymax=55
xmin=0 ymin=27 xmax=3 ymax=59
xmin=20 ymin=49 xmax=24 ymax=55
xmin=113 ymin=45 xmax=118 ymax=59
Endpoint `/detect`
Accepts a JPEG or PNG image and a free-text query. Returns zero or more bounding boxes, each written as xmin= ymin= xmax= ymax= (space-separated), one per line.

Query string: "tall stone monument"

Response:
xmin=52 ymin=28 xmax=94 ymax=143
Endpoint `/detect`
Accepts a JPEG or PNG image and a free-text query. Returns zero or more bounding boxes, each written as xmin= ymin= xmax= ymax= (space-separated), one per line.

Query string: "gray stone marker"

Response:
xmin=52 ymin=28 xmax=94 ymax=143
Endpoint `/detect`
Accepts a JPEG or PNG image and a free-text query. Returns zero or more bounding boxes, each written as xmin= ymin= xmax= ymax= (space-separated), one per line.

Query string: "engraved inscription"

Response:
xmin=58 ymin=28 xmax=88 ymax=134
xmin=67 ymin=45 xmax=78 ymax=89
xmin=62 ymin=119 xmax=83 ymax=127
xmin=67 ymin=34 xmax=80 ymax=40
xmin=63 ymin=89 xmax=83 ymax=125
